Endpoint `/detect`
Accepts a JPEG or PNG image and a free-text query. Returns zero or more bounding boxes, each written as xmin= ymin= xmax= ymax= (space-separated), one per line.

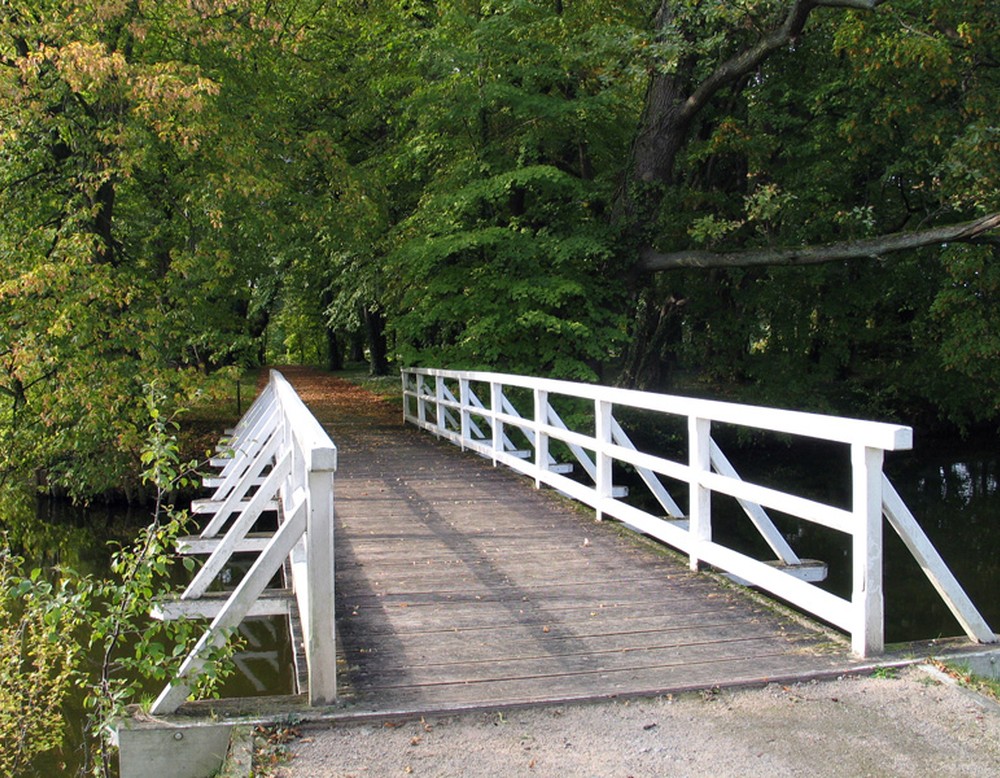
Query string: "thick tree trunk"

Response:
xmin=326 ymin=327 xmax=343 ymax=372
xmin=364 ymin=307 xmax=389 ymax=376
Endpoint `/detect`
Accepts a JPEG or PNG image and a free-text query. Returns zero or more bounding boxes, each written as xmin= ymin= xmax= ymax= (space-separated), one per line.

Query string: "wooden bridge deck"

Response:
xmin=287 ymin=370 xmax=862 ymax=716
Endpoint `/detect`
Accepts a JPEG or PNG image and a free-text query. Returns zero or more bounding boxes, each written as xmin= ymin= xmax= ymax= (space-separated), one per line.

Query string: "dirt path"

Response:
xmin=265 ymin=368 xmax=1000 ymax=777
xmin=279 ymin=666 xmax=1000 ymax=777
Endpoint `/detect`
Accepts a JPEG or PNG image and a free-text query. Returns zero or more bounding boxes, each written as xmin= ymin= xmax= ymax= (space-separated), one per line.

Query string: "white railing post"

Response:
xmin=306 ymin=464 xmax=337 ymax=704
xmin=595 ymin=400 xmax=614 ymax=521
xmin=460 ymin=379 xmax=471 ymax=450
xmin=534 ymin=389 xmax=549 ymax=489
xmin=490 ymin=381 xmax=503 ymax=465
xmin=401 ymin=370 xmax=410 ymax=424
xmin=417 ymin=373 xmax=427 ymax=426
xmin=688 ymin=416 xmax=712 ymax=571
xmin=852 ymin=443 xmax=884 ymax=656
xmin=435 ymin=375 xmax=446 ymax=434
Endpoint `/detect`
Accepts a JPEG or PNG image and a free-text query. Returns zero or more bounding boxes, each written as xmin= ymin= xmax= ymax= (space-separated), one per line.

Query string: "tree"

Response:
xmin=0 ymin=1 xmax=298 ymax=495
xmin=611 ymin=0 xmax=1000 ymax=423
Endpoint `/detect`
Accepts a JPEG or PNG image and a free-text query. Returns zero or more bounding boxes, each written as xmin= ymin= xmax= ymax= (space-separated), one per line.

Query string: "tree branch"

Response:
xmin=637 ymin=213 xmax=1000 ymax=271
xmin=680 ymin=1 xmax=817 ymax=123
xmin=816 ymin=1 xmax=887 ymax=9
xmin=680 ymin=1 xmax=889 ymax=124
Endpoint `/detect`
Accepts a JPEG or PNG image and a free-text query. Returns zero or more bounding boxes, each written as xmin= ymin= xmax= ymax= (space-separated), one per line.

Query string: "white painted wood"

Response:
xmin=190 ymin=498 xmax=278 ymax=515
xmin=151 ymin=492 xmax=308 ymax=715
xmin=534 ymin=388 xmax=549 ymax=489
xmin=603 ymin=440 xmax=689 ymax=484
xmin=270 ymin=371 xmax=337 ymax=471
xmin=459 ymin=379 xmax=472 ymax=450
xmin=152 ymin=590 xmax=294 ymax=620
xmin=435 ymin=375 xmax=446 ymax=434
xmin=699 ymin=470 xmax=854 ymax=534
xmin=611 ymin=417 xmax=684 ymax=518
xmin=882 ymin=477 xmax=996 ymax=643
xmin=490 ymin=382 xmax=503 ymax=466
xmin=202 ymin=475 xmax=265 ymax=489
xmin=725 ymin=559 xmax=828 ymax=586
xmin=184 ymin=451 xmax=291 ymax=600
xmin=207 ymin=400 xmax=280 ymax=502
xmin=210 ymin=383 xmax=274 ymax=466
xmin=694 ymin=539 xmax=853 ymax=631
xmin=688 ymin=416 xmax=712 ymax=571
xmin=199 ymin=428 xmax=283 ymax=538
xmin=595 ymin=400 xmax=613 ymax=520
xmin=305 ymin=468 xmax=337 ymax=705
xmin=401 ymin=366 xmax=990 ymax=658
xmin=405 ymin=367 xmax=913 ymax=450
xmin=155 ymin=369 xmax=340 ymax=715
xmin=852 ymin=445 xmax=884 ymax=656
xmin=175 ymin=534 xmax=273 ymax=555
xmin=709 ymin=440 xmax=800 ymax=564
xmin=544 ymin=404 xmax=597 ymax=481
xmin=464 ymin=387 xmax=515 ymax=449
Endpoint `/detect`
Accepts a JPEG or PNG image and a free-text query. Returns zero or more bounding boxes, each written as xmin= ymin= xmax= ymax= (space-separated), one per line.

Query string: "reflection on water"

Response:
xmin=915 ymin=459 xmax=999 ymax=506
xmin=885 ymin=447 xmax=1000 ymax=642
xmin=0 ymin=485 xmax=295 ymax=775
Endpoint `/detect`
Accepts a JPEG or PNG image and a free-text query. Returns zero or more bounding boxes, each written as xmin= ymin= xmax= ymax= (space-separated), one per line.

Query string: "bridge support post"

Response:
xmin=852 ymin=444 xmax=884 ymax=656
xmin=306 ymin=466 xmax=337 ymax=705
xmin=595 ymin=400 xmax=613 ymax=520
xmin=688 ymin=417 xmax=712 ymax=571
xmin=534 ymin=389 xmax=549 ymax=489
xmin=490 ymin=382 xmax=503 ymax=466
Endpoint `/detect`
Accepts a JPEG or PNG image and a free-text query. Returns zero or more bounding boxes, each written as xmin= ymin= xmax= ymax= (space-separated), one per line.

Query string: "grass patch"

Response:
xmin=337 ymin=363 xmax=404 ymax=406
xmin=933 ymin=659 xmax=1000 ymax=703
xmin=178 ymin=368 xmax=262 ymax=466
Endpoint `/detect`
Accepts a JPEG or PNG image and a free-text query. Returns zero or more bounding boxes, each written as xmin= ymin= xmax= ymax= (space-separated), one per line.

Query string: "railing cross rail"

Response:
xmin=150 ymin=370 xmax=337 ymax=715
xmin=402 ymin=367 xmax=996 ymax=657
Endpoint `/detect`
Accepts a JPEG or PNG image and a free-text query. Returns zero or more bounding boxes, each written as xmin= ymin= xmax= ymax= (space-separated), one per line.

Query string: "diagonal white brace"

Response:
xmin=151 ymin=492 xmax=308 ymax=715
xmin=184 ymin=451 xmax=292 ymax=600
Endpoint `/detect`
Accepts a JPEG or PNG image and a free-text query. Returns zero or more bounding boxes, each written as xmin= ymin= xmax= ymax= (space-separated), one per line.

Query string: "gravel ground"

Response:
xmin=277 ymin=666 xmax=1000 ymax=777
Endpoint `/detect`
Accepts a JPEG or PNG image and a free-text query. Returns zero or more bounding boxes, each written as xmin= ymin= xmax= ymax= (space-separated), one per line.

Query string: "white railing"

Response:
xmin=150 ymin=370 xmax=337 ymax=714
xmin=402 ymin=367 xmax=996 ymax=657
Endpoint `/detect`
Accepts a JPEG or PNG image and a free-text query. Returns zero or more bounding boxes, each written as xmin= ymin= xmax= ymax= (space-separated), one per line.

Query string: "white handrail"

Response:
xmin=151 ymin=370 xmax=337 ymax=714
xmin=402 ymin=367 xmax=995 ymax=657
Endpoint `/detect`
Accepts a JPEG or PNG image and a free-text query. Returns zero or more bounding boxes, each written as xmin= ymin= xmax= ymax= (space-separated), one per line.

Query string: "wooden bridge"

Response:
xmin=148 ymin=367 xmax=996 ymax=718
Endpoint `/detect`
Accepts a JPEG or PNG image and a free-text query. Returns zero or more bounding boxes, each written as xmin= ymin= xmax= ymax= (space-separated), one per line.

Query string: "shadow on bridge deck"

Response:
xmin=285 ymin=369 xmax=864 ymax=718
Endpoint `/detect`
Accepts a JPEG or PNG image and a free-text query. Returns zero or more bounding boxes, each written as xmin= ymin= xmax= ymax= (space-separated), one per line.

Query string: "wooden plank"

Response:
xmin=152 ymin=589 xmax=294 ymax=620
xmin=176 ymin=532 xmax=275 ymax=555
xmin=320 ymin=398 xmax=857 ymax=716
xmin=191 ymin=498 xmax=278 ymax=514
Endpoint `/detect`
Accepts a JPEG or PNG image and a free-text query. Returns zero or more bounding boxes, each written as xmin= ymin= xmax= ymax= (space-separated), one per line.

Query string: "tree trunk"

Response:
xmin=364 ymin=307 xmax=389 ymax=376
xmin=326 ymin=327 xmax=343 ymax=372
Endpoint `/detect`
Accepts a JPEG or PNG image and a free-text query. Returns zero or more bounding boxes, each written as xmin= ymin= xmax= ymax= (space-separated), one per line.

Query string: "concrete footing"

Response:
xmin=115 ymin=719 xmax=234 ymax=778
xmin=951 ymin=648 xmax=1000 ymax=680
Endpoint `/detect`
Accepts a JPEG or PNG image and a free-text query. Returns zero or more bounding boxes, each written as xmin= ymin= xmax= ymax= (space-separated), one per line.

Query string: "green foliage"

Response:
xmin=0 ymin=1 xmax=292 ymax=497
xmin=83 ymin=385 xmax=238 ymax=776
xmin=0 ymin=548 xmax=86 ymax=777
xmin=634 ymin=1 xmax=1000 ymax=423
xmin=372 ymin=1 xmax=644 ymax=379
xmin=0 ymin=387 xmax=238 ymax=776
xmin=3 ymin=0 xmax=1000 ymax=486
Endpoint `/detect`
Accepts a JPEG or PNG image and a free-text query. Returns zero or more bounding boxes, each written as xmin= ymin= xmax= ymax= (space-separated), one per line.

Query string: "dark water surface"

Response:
xmin=0 ymin=490 xmax=294 ymax=776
